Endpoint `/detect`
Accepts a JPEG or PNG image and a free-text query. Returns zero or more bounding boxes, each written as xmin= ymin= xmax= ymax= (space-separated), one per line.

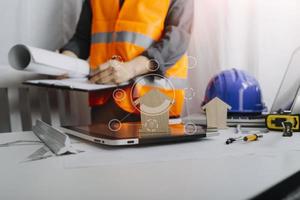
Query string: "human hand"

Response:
xmin=89 ymin=60 xmax=136 ymax=84
xmin=89 ymin=56 xmax=153 ymax=85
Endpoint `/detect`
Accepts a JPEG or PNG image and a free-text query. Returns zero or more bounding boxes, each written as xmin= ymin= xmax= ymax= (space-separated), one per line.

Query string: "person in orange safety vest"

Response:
xmin=60 ymin=0 xmax=194 ymax=123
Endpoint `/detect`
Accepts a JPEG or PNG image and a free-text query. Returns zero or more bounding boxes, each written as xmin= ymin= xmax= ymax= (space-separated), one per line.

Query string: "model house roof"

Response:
xmin=134 ymin=89 xmax=173 ymax=106
xmin=202 ymin=97 xmax=232 ymax=110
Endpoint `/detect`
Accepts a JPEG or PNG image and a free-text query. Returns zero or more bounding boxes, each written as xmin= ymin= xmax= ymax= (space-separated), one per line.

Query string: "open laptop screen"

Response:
xmin=271 ymin=48 xmax=300 ymax=113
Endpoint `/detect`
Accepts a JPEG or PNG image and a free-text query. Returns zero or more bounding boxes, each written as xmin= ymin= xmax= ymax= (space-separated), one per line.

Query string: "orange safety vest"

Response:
xmin=89 ymin=0 xmax=188 ymax=117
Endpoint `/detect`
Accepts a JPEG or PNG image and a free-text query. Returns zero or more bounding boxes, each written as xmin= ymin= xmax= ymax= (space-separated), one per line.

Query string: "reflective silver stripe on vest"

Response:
xmin=134 ymin=76 xmax=188 ymax=90
xmin=115 ymin=32 xmax=154 ymax=49
xmin=92 ymin=32 xmax=154 ymax=49
xmin=92 ymin=33 xmax=113 ymax=43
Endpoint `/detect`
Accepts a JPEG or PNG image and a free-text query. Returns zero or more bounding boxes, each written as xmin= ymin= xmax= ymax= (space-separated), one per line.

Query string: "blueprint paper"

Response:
xmin=8 ymin=44 xmax=89 ymax=78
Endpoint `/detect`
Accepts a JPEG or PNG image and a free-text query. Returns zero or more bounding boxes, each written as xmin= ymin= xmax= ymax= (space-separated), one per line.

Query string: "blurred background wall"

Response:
xmin=187 ymin=0 xmax=300 ymax=115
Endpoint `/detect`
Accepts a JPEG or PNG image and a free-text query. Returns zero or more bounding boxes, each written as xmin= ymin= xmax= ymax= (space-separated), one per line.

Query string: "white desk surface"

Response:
xmin=1 ymin=129 xmax=300 ymax=200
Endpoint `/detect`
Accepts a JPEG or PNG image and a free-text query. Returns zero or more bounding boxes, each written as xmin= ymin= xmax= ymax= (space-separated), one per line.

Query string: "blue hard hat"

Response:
xmin=202 ymin=68 xmax=267 ymax=114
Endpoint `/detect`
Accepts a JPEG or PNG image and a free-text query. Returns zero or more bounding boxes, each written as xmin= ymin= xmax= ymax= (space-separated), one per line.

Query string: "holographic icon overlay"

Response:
xmin=131 ymin=74 xmax=176 ymax=117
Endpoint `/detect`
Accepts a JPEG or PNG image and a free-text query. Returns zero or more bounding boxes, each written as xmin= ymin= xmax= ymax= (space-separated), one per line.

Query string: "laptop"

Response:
xmin=59 ymin=123 xmax=216 ymax=146
xmin=188 ymin=48 xmax=300 ymax=127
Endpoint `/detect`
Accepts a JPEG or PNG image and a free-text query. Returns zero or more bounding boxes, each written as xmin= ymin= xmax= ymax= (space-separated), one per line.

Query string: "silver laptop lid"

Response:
xmin=271 ymin=47 xmax=300 ymax=113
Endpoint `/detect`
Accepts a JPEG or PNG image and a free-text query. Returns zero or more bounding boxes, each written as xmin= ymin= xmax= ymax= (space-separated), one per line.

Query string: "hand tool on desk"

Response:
xmin=243 ymin=134 xmax=263 ymax=142
xmin=225 ymin=136 xmax=242 ymax=145
xmin=225 ymin=134 xmax=263 ymax=145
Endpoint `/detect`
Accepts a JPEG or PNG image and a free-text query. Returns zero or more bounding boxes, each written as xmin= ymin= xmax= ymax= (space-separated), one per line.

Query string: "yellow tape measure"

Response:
xmin=266 ymin=114 xmax=300 ymax=131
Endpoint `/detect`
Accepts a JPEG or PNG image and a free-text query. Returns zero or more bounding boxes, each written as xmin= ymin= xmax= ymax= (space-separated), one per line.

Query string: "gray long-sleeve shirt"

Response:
xmin=61 ymin=0 xmax=194 ymax=75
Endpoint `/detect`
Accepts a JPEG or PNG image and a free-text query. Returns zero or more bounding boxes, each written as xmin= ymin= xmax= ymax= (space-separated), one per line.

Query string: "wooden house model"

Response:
xmin=202 ymin=97 xmax=232 ymax=129
xmin=134 ymin=89 xmax=173 ymax=136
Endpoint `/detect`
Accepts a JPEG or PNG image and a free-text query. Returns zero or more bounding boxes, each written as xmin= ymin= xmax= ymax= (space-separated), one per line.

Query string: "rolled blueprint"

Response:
xmin=8 ymin=44 xmax=90 ymax=78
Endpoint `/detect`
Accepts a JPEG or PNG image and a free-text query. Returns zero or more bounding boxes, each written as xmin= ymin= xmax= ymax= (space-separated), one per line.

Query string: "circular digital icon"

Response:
xmin=147 ymin=59 xmax=160 ymax=72
xmin=113 ymin=88 xmax=126 ymax=101
xmin=184 ymin=122 xmax=197 ymax=135
xmin=108 ymin=119 xmax=122 ymax=132
xmin=187 ymin=56 xmax=198 ymax=70
xmin=144 ymin=119 xmax=159 ymax=132
xmin=184 ymin=88 xmax=196 ymax=100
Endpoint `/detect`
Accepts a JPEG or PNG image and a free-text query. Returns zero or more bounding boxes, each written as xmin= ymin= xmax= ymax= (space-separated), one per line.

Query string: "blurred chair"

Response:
xmin=0 ymin=87 xmax=90 ymax=133
xmin=0 ymin=88 xmax=11 ymax=133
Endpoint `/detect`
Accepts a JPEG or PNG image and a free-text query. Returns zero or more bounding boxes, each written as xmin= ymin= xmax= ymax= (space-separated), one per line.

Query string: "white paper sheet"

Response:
xmin=25 ymin=78 xmax=130 ymax=91
xmin=8 ymin=44 xmax=90 ymax=78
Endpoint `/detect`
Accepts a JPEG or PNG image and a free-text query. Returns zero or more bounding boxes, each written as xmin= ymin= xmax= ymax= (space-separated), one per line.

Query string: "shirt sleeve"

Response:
xmin=142 ymin=0 xmax=194 ymax=75
xmin=60 ymin=0 xmax=92 ymax=60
